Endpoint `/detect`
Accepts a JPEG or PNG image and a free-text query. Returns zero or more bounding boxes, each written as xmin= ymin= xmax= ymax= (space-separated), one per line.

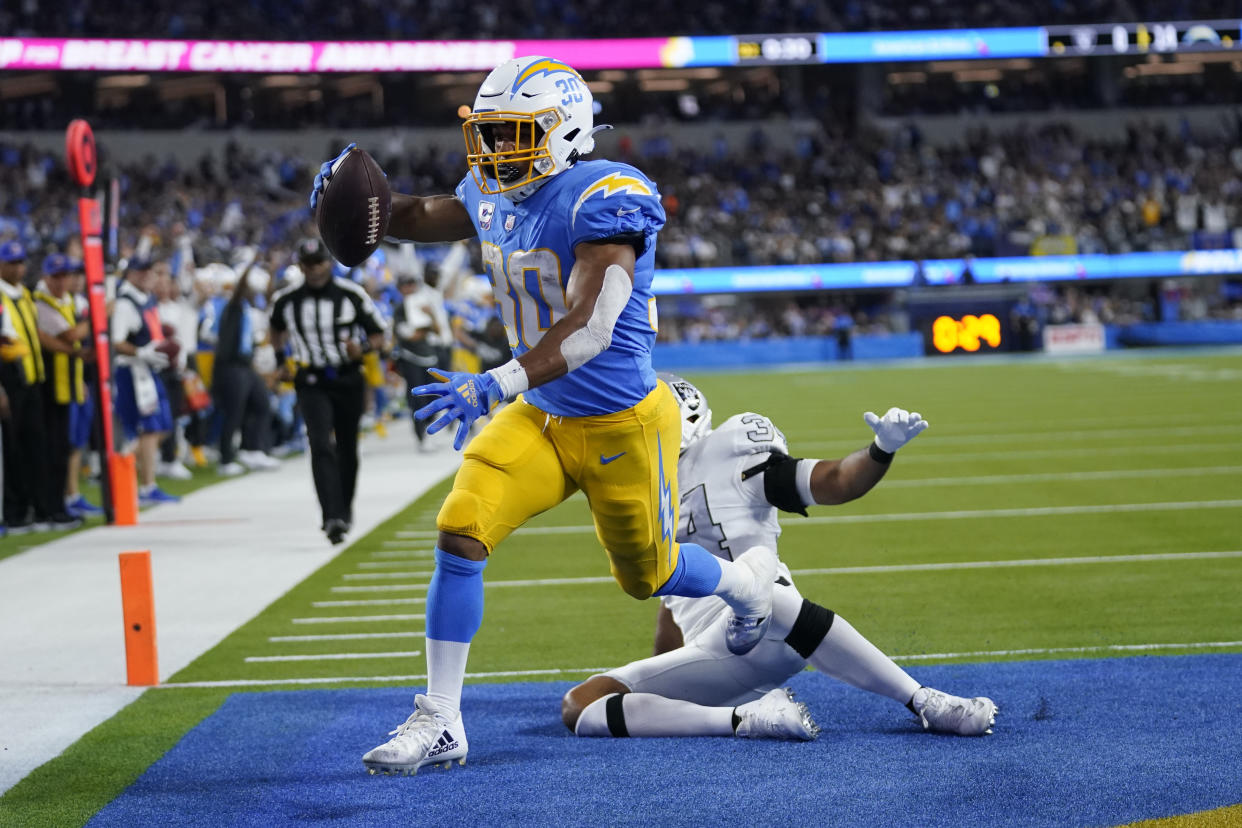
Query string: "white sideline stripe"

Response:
xmin=155 ymin=644 xmax=1242 ymax=689
xmin=395 ymin=531 xmax=436 ymax=539
xmin=370 ymin=550 xmax=435 ymax=559
xmin=381 ymin=541 xmax=434 ymax=549
xmin=355 ymin=561 xmax=434 ymax=569
xmin=157 ymin=667 xmax=617 ymax=688
xmin=331 ymin=584 xmax=429 ymax=593
xmin=291 ymin=614 xmax=425 ymax=624
xmin=268 ymin=632 xmax=425 ymax=642
xmin=893 ymin=641 xmax=1242 ymax=662
xmin=883 ymin=465 xmax=1242 ymax=488
xmin=342 ymin=571 xmax=433 ymax=580
xmin=852 ymin=442 xmax=1242 ymax=464
xmin=312 ymin=597 xmax=427 ymax=608
xmin=244 ymin=651 xmax=422 ymax=663
xmin=791 ymin=550 xmax=1242 ymax=577
xmin=800 ymin=423 xmax=1241 ymax=451
xmin=405 ymin=499 xmax=1242 ymax=538
xmin=475 ymin=549 xmax=1242 ymax=589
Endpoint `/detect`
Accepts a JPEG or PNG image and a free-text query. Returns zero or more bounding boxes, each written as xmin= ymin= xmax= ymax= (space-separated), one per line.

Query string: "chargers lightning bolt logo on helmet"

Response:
xmin=510 ymin=59 xmax=583 ymax=94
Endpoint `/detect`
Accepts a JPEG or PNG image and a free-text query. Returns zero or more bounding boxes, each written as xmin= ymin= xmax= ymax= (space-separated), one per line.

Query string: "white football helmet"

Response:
xmin=660 ymin=372 xmax=712 ymax=452
xmin=463 ymin=55 xmax=607 ymax=202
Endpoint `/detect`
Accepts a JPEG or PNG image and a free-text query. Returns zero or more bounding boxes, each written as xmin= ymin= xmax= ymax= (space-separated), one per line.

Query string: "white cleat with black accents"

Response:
xmin=362 ymin=694 xmax=468 ymax=775
xmin=911 ymin=687 xmax=998 ymax=736
xmin=735 ymin=687 xmax=821 ymax=741
xmin=724 ymin=545 xmax=778 ymax=655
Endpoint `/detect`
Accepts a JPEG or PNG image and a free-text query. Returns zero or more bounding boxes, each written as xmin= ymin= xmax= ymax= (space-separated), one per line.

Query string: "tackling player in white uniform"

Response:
xmin=562 ymin=374 xmax=997 ymax=740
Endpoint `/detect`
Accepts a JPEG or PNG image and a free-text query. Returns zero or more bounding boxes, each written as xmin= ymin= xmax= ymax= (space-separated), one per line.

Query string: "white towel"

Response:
xmin=130 ymin=360 xmax=159 ymax=416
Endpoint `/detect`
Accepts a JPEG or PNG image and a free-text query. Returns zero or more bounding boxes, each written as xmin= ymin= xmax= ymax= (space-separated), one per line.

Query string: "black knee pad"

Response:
xmin=784 ymin=599 xmax=835 ymax=659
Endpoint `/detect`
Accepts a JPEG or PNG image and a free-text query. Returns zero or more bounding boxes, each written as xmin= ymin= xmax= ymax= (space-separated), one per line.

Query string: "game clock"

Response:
xmin=735 ymin=34 xmax=820 ymax=64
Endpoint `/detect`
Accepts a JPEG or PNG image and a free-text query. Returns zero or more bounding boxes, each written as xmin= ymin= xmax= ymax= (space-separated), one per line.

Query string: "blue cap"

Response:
xmin=126 ymin=257 xmax=153 ymax=272
xmin=0 ymin=240 xmax=26 ymax=263
xmin=42 ymin=253 xmax=72 ymax=276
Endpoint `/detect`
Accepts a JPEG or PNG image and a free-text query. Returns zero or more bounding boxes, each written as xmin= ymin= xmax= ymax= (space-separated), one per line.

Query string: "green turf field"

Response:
xmin=4 ymin=350 xmax=1241 ymax=826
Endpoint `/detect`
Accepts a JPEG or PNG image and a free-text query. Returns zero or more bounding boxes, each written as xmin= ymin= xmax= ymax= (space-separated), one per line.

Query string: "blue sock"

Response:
xmin=426 ymin=547 xmax=487 ymax=643
xmin=653 ymin=542 xmax=722 ymax=598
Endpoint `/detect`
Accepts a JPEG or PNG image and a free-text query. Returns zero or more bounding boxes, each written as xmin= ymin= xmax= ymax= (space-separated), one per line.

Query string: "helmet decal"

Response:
xmin=511 ymin=58 xmax=583 ymax=95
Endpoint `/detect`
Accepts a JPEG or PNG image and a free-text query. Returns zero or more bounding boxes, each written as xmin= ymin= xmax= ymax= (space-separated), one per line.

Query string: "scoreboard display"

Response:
xmin=734 ymin=34 xmax=821 ymax=64
xmin=1044 ymin=20 xmax=1242 ymax=55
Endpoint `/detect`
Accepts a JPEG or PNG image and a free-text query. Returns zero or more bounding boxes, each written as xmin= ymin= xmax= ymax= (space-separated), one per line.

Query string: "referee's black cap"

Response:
xmin=297 ymin=238 xmax=330 ymax=265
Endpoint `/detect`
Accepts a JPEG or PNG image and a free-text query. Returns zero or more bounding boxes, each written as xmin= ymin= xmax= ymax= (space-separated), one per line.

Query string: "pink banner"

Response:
xmin=0 ymin=37 xmax=675 ymax=73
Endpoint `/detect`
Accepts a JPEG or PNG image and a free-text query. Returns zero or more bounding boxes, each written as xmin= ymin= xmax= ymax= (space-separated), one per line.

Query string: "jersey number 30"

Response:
xmin=480 ymin=242 xmax=567 ymax=350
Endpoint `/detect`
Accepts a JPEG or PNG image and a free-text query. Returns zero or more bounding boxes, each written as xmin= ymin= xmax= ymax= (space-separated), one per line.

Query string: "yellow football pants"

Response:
xmin=437 ymin=382 xmax=682 ymax=599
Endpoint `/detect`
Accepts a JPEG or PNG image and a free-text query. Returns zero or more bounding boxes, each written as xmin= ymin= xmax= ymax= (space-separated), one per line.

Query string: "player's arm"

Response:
xmin=309 ymin=144 xmax=474 ymax=243
xmin=750 ymin=408 xmax=928 ymax=513
xmin=412 ymin=241 xmax=636 ymax=450
xmin=388 ymin=194 xmax=475 ymax=243
xmin=495 ymin=240 xmax=635 ymax=393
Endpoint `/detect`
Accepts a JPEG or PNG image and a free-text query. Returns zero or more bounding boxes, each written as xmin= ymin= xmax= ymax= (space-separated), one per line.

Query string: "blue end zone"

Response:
xmin=89 ymin=654 xmax=1242 ymax=827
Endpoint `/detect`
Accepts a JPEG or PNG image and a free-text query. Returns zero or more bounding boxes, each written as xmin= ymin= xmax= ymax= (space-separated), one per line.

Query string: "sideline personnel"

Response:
xmin=269 ymin=239 xmax=386 ymax=544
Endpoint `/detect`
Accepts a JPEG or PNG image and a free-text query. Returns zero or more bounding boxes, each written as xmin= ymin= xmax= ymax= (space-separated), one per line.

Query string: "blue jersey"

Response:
xmin=455 ymin=159 xmax=666 ymax=417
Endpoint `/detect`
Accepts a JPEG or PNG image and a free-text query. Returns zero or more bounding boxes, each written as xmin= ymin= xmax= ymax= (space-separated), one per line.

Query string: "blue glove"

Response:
xmin=309 ymin=143 xmax=356 ymax=211
xmin=412 ymin=368 xmax=503 ymax=451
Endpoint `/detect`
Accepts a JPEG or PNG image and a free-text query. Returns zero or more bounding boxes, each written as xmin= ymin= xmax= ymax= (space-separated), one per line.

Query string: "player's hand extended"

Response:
xmin=864 ymin=407 xmax=928 ymax=453
xmin=412 ymin=368 xmax=503 ymax=451
xmin=309 ymin=143 xmax=356 ymax=210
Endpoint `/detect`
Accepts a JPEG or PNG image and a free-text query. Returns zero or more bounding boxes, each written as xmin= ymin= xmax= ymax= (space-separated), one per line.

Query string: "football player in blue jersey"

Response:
xmin=310 ymin=55 xmax=781 ymax=775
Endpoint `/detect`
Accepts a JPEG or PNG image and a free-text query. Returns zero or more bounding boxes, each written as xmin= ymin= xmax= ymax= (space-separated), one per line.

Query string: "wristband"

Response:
xmin=868 ymin=441 xmax=894 ymax=465
xmin=795 ymin=459 xmax=817 ymax=509
xmin=487 ymin=358 xmax=529 ymax=401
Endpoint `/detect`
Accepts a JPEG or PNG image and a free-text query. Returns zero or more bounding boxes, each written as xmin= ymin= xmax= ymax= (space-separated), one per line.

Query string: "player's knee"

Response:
xmin=436 ymin=531 xmax=488 ymax=561
xmin=562 ymin=675 xmax=628 ymax=732
xmin=436 ymin=490 xmax=490 ymax=559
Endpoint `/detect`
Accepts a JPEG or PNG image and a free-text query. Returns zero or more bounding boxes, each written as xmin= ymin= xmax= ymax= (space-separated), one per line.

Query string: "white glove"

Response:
xmin=864 ymin=407 xmax=928 ymax=454
xmin=137 ymin=342 xmax=170 ymax=371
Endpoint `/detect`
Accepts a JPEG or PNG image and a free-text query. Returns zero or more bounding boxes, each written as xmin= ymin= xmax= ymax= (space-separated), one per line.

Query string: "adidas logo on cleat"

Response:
xmin=425 ymin=730 xmax=459 ymax=759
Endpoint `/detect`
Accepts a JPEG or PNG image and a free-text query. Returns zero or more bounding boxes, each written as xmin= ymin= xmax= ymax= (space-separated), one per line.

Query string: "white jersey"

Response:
xmin=664 ymin=412 xmax=796 ymax=642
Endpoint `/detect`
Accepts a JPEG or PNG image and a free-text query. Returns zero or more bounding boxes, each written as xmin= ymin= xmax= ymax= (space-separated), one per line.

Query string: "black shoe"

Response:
xmin=324 ymin=518 xmax=349 ymax=545
xmin=48 ymin=513 xmax=84 ymax=530
xmin=6 ymin=520 xmax=35 ymax=536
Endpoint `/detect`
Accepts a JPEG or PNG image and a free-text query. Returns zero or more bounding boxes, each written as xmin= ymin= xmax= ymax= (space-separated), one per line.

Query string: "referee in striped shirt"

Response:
xmin=270 ymin=239 xmax=387 ymax=544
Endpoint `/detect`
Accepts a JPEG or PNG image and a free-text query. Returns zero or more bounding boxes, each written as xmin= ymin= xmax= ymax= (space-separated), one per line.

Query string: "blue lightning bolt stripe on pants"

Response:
xmin=434 ymin=381 xmax=690 ymax=599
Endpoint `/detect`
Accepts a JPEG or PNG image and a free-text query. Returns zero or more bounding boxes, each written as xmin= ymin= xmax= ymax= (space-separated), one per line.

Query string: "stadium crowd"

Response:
xmin=1 ymin=0 xmax=1230 ymax=39
xmin=6 ymin=116 xmax=1242 ymax=273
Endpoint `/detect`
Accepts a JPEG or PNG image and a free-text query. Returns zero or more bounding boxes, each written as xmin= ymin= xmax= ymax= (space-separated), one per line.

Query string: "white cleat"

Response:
xmin=735 ymin=688 xmax=820 ymax=741
xmin=911 ymin=687 xmax=998 ymax=736
xmin=724 ymin=545 xmax=778 ymax=655
xmin=362 ymin=694 xmax=468 ymax=776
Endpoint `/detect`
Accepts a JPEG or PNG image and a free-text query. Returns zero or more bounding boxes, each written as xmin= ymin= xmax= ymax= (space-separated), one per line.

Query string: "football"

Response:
xmin=315 ymin=147 xmax=392 ymax=267
xmin=156 ymin=324 xmax=181 ymax=364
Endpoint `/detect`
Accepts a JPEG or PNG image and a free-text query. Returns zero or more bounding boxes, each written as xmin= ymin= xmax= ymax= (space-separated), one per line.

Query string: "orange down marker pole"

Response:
xmin=118 ymin=550 xmax=159 ymax=685
xmin=110 ymin=454 xmax=138 ymax=526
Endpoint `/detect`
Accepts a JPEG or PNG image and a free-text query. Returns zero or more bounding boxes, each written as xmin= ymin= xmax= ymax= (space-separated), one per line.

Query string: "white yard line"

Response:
xmin=471 ymin=549 xmax=1242 ymax=589
xmin=370 ymin=550 xmax=435 ymax=558
xmin=244 ymin=651 xmax=422 ymax=663
xmin=269 ymin=632 xmax=425 ymax=643
xmin=799 ymin=423 xmax=1241 ymax=450
xmin=420 ymin=499 xmax=1242 ymax=538
xmin=342 ymin=571 xmax=434 ymax=580
xmin=331 ymin=584 xmax=429 ymax=593
xmin=892 ymin=641 xmax=1242 ymax=661
xmin=291 ymin=614 xmax=426 ymax=624
xmin=354 ymin=561 xmax=435 ymax=570
xmin=836 ymin=442 xmax=1242 ymax=464
xmin=882 ymin=465 xmax=1242 ymax=488
xmin=312 ymin=597 xmax=427 ymax=608
xmin=156 ymin=640 xmax=1242 ymax=689
xmin=159 ymin=666 xmax=616 ymax=688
